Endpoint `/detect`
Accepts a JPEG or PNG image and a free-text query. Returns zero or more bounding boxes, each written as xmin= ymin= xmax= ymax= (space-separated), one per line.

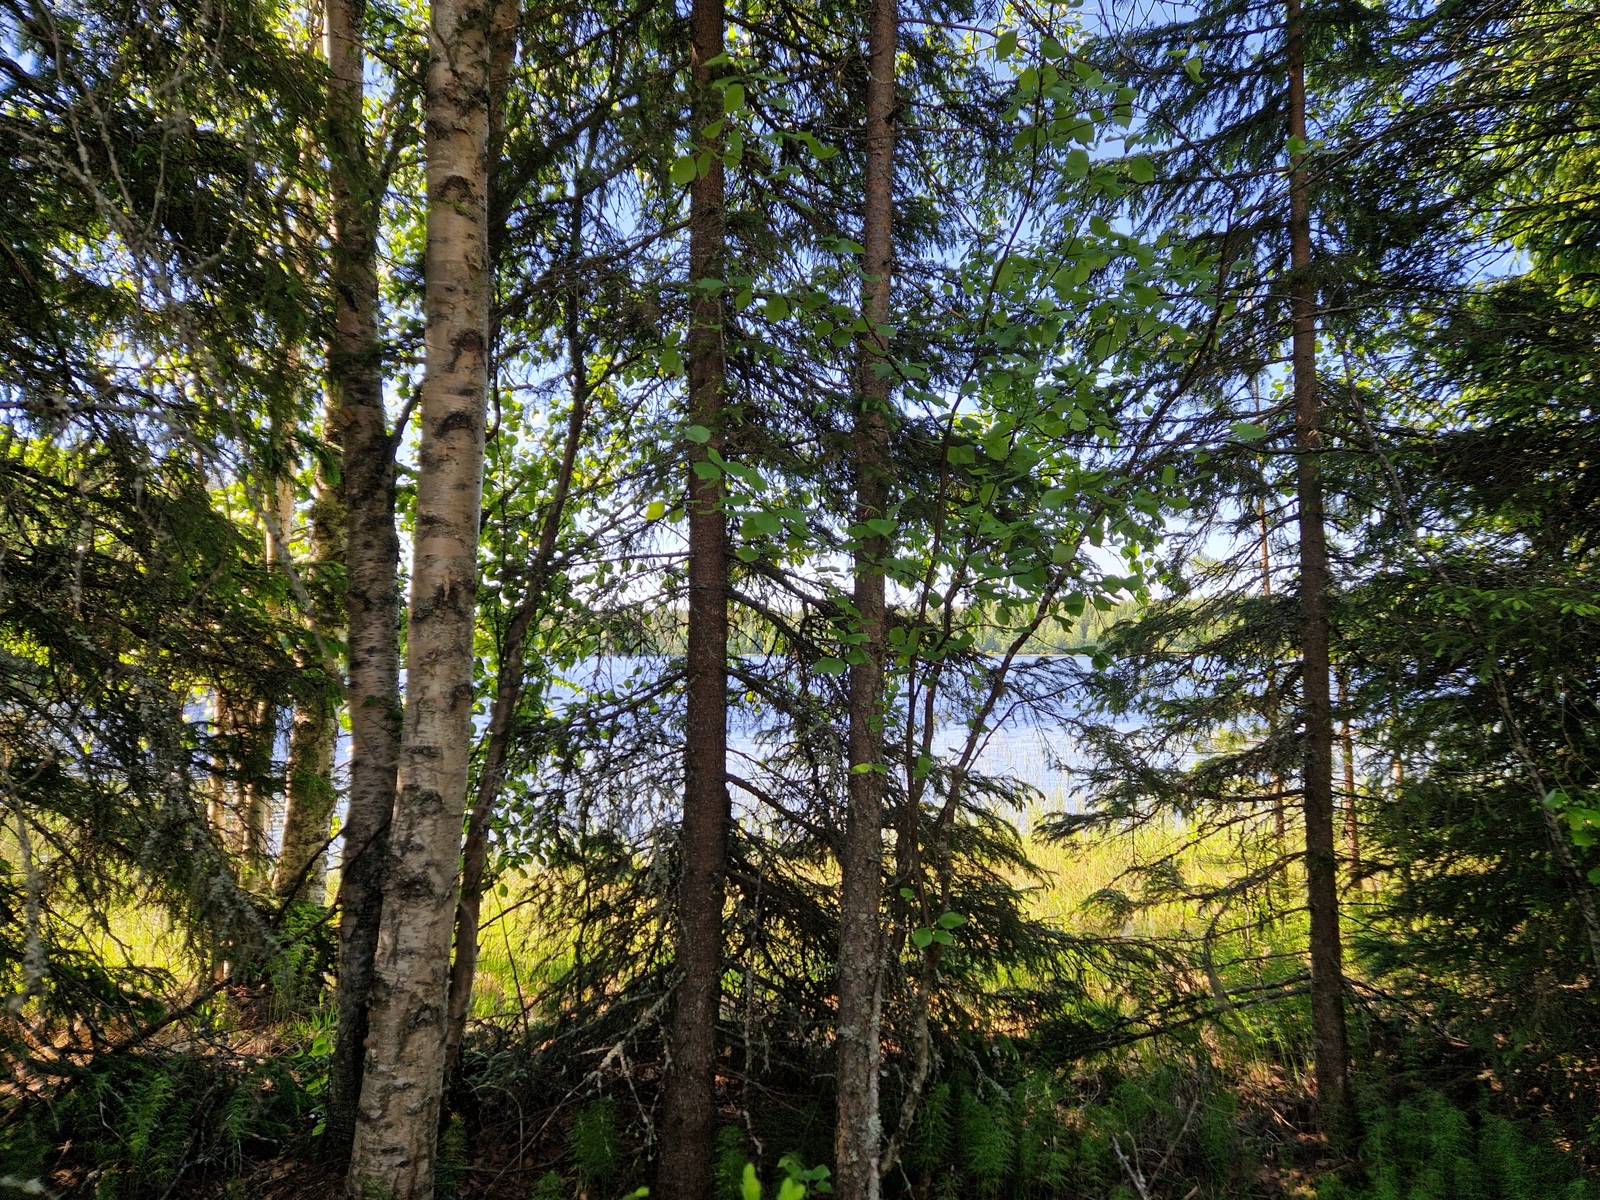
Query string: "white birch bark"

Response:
xmin=343 ymin=0 xmax=492 ymax=1186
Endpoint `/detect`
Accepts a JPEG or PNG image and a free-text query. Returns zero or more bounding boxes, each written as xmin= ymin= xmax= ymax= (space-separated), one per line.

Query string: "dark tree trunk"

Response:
xmin=1287 ymin=0 xmax=1353 ymax=1140
xmin=654 ymin=0 xmax=729 ymax=1194
xmin=274 ymin=685 xmax=338 ymax=903
xmin=211 ymin=688 xmax=275 ymax=887
xmin=834 ymin=0 xmax=896 ymax=1196
xmin=322 ymin=0 xmax=404 ymax=1158
xmin=1338 ymin=671 xmax=1361 ymax=882
xmin=275 ymin=429 xmax=345 ymax=906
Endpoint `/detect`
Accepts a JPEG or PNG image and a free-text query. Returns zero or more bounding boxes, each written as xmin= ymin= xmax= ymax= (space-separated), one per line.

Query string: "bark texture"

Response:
xmin=323 ymin=0 xmax=404 ymax=1158
xmin=443 ymin=220 xmax=588 ymax=1080
xmin=834 ymin=3 xmax=896 ymax=1197
xmin=1287 ymin=0 xmax=1354 ymax=1139
xmin=275 ymin=688 xmax=338 ymax=903
xmin=653 ymin=2 xmax=729 ymax=1195
xmin=342 ymin=0 xmax=492 ymax=1186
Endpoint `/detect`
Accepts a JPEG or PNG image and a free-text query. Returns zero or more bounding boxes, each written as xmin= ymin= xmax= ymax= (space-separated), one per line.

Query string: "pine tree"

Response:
xmin=834 ymin=0 xmax=897 ymax=1192
xmin=654 ymin=0 xmax=732 ymax=1187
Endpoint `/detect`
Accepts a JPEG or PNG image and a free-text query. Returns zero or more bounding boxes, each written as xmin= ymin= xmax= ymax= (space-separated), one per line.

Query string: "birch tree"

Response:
xmin=342 ymin=0 xmax=493 ymax=1184
xmin=320 ymin=0 xmax=405 ymax=1154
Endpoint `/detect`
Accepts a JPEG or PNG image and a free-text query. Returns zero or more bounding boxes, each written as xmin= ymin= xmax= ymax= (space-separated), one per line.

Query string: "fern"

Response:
xmin=571 ymin=1097 xmax=621 ymax=1187
xmin=910 ymin=1081 xmax=953 ymax=1175
xmin=527 ymin=1170 xmax=568 ymax=1200
xmin=120 ymin=1068 xmax=173 ymax=1164
xmin=715 ymin=1124 xmax=750 ymax=1200
xmin=958 ymin=1090 xmax=1014 ymax=1198
xmin=1317 ymin=1090 xmax=1598 ymax=1200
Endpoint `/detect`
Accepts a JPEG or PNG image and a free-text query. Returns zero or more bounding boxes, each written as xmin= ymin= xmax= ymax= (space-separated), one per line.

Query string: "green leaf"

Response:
xmin=645 ymin=500 xmax=667 ymax=520
xmin=1128 ymin=156 xmax=1155 ymax=183
xmin=995 ymin=29 xmax=1018 ymax=59
xmin=765 ymin=295 xmax=791 ymax=320
xmin=692 ymin=460 xmax=722 ymax=480
xmin=743 ymin=1163 xmax=763 ymax=1200
xmin=815 ymin=658 xmax=847 ymax=676
xmin=1230 ymin=421 xmax=1268 ymax=442
xmin=936 ymin=911 xmax=967 ymax=929
xmin=865 ymin=517 xmax=897 ymax=536
xmin=686 ymin=424 xmax=712 ymax=443
xmin=911 ymin=928 xmax=934 ymax=950
xmin=723 ymin=83 xmax=746 ymax=113
xmin=1183 ymin=55 xmax=1203 ymax=83
xmin=670 ymin=156 xmax=697 ymax=186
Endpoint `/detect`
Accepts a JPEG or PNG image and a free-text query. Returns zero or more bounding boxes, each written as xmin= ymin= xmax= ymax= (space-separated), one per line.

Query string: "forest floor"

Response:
xmin=11 ymin=822 xmax=1597 ymax=1200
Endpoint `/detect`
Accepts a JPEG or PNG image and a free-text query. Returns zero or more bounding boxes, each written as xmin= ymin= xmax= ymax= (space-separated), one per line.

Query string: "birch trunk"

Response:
xmin=443 ymin=202 xmax=586 ymax=1081
xmin=654 ymin=0 xmax=730 ymax=1193
xmin=835 ymin=2 xmax=895 ymax=1196
xmin=1287 ymin=0 xmax=1353 ymax=1139
xmin=342 ymin=0 xmax=492 ymax=1185
xmin=322 ymin=0 xmax=404 ymax=1157
xmin=252 ymin=476 xmax=291 ymax=892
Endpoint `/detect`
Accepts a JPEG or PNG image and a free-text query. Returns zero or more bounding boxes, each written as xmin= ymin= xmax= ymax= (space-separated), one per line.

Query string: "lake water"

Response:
xmin=300 ymin=653 xmax=1089 ymax=867
xmin=548 ymin=655 xmax=1090 ymax=824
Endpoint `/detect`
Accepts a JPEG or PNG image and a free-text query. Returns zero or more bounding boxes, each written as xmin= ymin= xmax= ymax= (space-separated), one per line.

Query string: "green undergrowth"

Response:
xmin=899 ymin=1063 xmax=1245 ymax=1200
xmin=0 ymin=1043 xmax=324 ymax=1198
xmin=1316 ymin=1089 xmax=1598 ymax=1200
